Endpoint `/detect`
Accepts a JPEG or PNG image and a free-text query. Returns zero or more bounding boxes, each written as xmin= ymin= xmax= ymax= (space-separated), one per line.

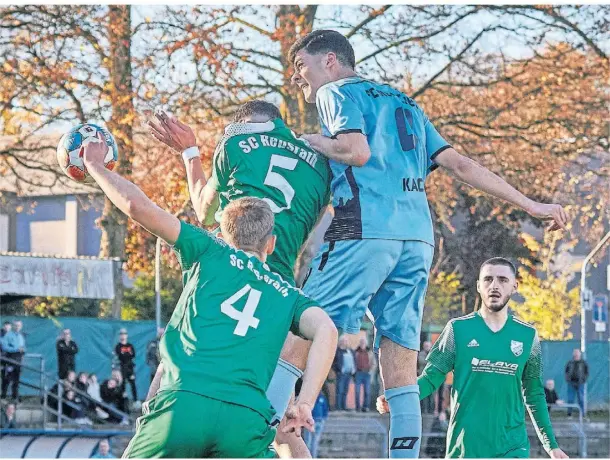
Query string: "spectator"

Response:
xmin=91 ymin=439 xmax=116 ymax=459
xmin=110 ymin=369 xmax=129 ymax=413
xmin=425 ymin=410 xmax=449 ymax=458
xmin=64 ymin=370 xmax=77 ymax=391
xmin=0 ymin=321 xmax=10 ymax=338
xmin=332 ymin=335 xmax=356 ymax=411
xmin=565 ymin=348 xmax=589 ymax=417
xmin=64 ymin=390 xmax=92 ymax=425
xmin=146 ymin=327 xmax=164 ymax=383
xmin=0 ymin=320 xmax=26 ymax=401
xmin=303 ymin=391 xmax=330 ymax=458
xmin=0 ymin=321 xmax=10 ymax=394
xmin=101 ymin=378 xmax=128 ymax=424
xmin=114 ymin=329 xmax=139 ymax=406
xmin=0 ymin=402 xmax=17 ymax=428
xmin=544 ymin=379 xmax=563 ymax=413
xmin=86 ymin=374 xmax=109 ymax=421
xmin=56 ymin=329 xmax=79 ymax=379
xmin=75 ymin=372 xmax=89 ymax=394
xmin=354 ymin=337 xmax=373 ymax=412
xmin=419 ymin=340 xmax=434 ymax=414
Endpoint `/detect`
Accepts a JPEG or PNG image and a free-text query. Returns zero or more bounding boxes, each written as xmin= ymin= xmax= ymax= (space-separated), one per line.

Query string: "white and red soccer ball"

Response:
xmin=56 ymin=123 xmax=119 ymax=183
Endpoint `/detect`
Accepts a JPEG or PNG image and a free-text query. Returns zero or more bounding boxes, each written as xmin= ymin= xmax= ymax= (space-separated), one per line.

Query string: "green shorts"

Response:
xmin=122 ymin=390 xmax=276 ymax=458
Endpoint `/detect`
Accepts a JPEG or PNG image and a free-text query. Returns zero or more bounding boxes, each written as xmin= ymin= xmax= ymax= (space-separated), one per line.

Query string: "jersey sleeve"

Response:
xmin=316 ymin=85 xmax=365 ymax=138
xmin=290 ymin=292 xmax=318 ymax=337
xmin=172 ymin=221 xmax=218 ymax=271
xmin=421 ymin=109 xmax=451 ymax=173
xmin=418 ymin=321 xmax=456 ymax=399
xmin=522 ymin=332 xmax=559 ymax=453
xmin=207 ymin=138 xmax=232 ymax=191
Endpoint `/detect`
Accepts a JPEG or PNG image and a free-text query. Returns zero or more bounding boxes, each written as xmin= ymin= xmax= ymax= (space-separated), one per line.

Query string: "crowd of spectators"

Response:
xmin=1 ymin=322 xmax=165 ymax=428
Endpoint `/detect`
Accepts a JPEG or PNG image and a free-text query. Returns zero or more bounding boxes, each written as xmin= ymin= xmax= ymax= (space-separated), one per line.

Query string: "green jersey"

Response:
xmin=159 ymin=221 xmax=318 ymax=422
xmin=208 ymin=118 xmax=331 ymax=282
xmin=419 ymin=312 xmax=558 ymax=458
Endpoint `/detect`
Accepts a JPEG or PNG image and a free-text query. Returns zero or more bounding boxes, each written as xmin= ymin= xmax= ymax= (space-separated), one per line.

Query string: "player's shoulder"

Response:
xmin=511 ymin=315 xmax=538 ymax=338
xmin=448 ymin=312 xmax=478 ymax=329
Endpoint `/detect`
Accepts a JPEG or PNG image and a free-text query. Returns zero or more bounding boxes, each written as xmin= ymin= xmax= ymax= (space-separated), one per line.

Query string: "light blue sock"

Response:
xmin=386 ymin=385 xmax=422 ymax=458
xmin=266 ymin=358 xmax=302 ymax=427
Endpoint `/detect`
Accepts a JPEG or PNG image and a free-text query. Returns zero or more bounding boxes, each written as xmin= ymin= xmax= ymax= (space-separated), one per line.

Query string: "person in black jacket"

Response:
xmin=332 ymin=335 xmax=356 ymax=411
xmin=565 ymin=348 xmax=589 ymax=417
xmin=56 ymin=329 xmax=79 ymax=379
xmin=114 ymin=329 xmax=138 ymax=404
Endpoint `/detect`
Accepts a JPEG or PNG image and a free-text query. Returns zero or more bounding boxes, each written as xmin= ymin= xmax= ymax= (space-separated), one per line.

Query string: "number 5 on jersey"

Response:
xmin=262 ymin=154 xmax=298 ymax=213
xmin=221 ymin=284 xmax=262 ymax=336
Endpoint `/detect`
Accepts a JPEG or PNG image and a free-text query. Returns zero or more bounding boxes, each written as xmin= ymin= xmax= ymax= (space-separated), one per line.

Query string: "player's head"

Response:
xmin=476 ymin=257 xmax=518 ymax=312
xmin=219 ymin=197 xmax=276 ymax=260
xmin=573 ymin=348 xmax=581 ymax=360
xmin=289 ymin=30 xmax=356 ymax=103
xmin=233 ymin=100 xmax=282 ymax=123
xmin=98 ymin=440 xmax=110 ymax=456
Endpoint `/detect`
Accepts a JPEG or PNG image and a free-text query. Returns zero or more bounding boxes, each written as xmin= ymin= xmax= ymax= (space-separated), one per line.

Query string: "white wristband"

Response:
xmin=181 ymin=146 xmax=200 ymax=162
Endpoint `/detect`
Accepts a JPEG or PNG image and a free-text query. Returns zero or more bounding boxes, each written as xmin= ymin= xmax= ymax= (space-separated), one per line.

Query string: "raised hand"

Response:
xmin=148 ymin=110 xmax=197 ymax=154
xmin=82 ymin=132 xmax=108 ymax=168
xmin=526 ymin=202 xmax=569 ymax=232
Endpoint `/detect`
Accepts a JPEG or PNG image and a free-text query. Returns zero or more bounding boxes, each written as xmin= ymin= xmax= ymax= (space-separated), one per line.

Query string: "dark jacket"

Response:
xmin=545 ymin=387 xmax=559 ymax=406
xmin=115 ymin=343 xmax=136 ymax=369
xmin=56 ymin=339 xmax=78 ymax=378
xmin=332 ymin=348 xmax=356 ymax=375
xmin=146 ymin=339 xmax=160 ymax=370
xmin=100 ymin=380 xmax=123 ymax=407
xmin=565 ymin=359 xmax=589 ymax=385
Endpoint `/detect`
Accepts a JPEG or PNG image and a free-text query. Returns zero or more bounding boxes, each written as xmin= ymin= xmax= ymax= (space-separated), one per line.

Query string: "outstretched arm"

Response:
xmin=434 ymin=148 xmax=568 ymax=231
xmin=148 ymin=111 xmax=218 ymax=224
xmin=83 ymin=133 xmax=180 ymax=245
xmin=300 ymin=132 xmax=371 ymax=167
xmin=283 ymin=307 xmax=337 ymax=437
xmin=523 ymin=334 xmax=567 ymax=458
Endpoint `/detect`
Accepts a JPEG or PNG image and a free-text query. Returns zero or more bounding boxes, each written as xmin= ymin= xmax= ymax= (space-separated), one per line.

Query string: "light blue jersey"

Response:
xmin=316 ymin=77 xmax=450 ymax=246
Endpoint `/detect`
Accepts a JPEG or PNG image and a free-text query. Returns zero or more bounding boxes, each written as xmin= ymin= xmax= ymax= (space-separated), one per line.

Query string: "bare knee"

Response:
xmin=378 ymin=336 xmax=418 ymax=389
xmin=279 ymin=332 xmax=312 ymax=372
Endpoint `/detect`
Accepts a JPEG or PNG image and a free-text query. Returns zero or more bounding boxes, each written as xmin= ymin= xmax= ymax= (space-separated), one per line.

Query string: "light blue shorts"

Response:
xmin=302 ymin=239 xmax=433 ymax=351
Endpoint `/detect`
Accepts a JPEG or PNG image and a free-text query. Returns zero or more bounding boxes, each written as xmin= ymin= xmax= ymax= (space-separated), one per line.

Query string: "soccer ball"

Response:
xmin=56 ymin=123 xmax=119 ymax=183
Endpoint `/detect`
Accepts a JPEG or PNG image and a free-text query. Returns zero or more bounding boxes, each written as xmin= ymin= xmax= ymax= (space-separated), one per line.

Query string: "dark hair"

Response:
xmin=288 ymin=30 xmax=356 ymax=69
xmin=480 ymin=257 xmax=517 ymax=277
xmin=232 ymin=100 xmax=282 ymax=123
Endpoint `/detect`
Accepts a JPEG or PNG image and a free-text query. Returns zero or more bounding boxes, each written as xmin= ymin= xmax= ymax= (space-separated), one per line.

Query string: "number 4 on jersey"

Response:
xmin=221 ymin=284 xmax=262 ymax=336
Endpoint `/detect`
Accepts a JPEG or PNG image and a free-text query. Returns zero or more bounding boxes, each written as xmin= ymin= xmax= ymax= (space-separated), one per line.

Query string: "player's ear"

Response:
xmin=216 ymin=232 xmax=225 ymax=241
xmin=265 ymin=234 xmax=276 ymax=255
xmin=476 ymin=279 xmax=481 ymax=295
xmin=325 ymin=52 xmax=337 ymax=68
xmin=512 ymin=280 xmax=518 ymax=295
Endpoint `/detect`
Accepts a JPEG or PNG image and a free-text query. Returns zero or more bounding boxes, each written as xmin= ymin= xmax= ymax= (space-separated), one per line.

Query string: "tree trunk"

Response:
xmin=277 ymin=5 xmax=318 ymax=133
xmin=99 ymin=5 xmax=134 ymax=318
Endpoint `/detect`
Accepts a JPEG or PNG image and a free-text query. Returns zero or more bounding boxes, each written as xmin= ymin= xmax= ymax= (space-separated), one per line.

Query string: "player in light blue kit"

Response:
xmin=266 ymin=30 xmax=569 ymax=458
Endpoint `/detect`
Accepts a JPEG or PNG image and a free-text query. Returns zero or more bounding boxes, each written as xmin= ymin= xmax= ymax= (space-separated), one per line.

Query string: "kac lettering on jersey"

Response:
xmin=230 ymin=254 xmax=289 ymax=298
xmin=365 ymin=87 xmax=416 ymax=107
xmin=238 ymin=135 xmax=318 ymax=168
xmin=402 ymin=177 xmax=425 ymax=192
